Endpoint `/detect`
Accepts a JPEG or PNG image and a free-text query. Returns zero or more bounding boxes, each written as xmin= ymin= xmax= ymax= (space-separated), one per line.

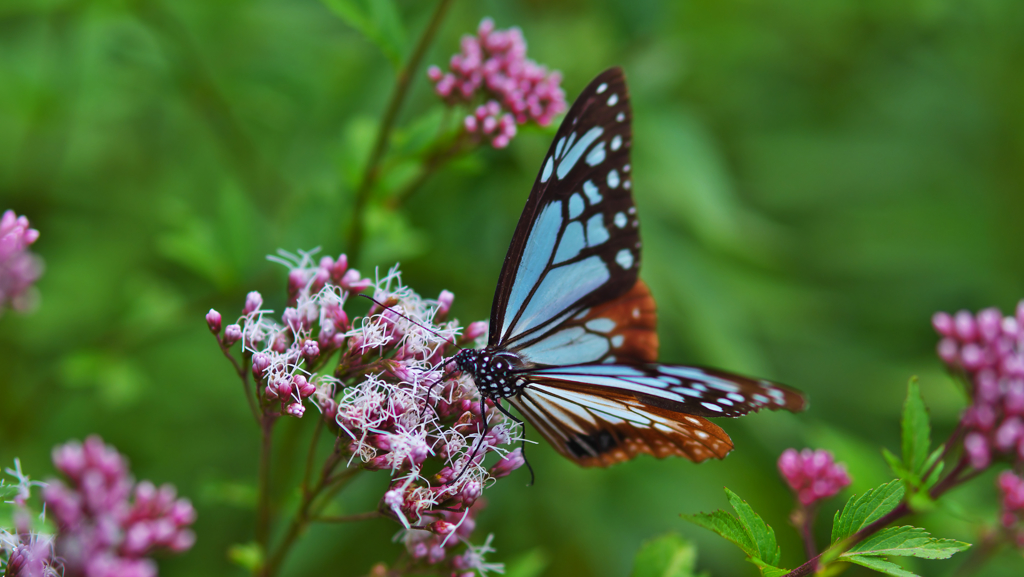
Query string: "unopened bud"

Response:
xmin=205 ymin=309 xmax=222 ymax=334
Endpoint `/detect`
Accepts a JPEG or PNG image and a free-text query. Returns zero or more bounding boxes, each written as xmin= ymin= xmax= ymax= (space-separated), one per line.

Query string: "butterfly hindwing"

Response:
xmin=490 ymin=68 xmax=639 ymax=349
xmin=508 ymin=380 xmax=733 ymax=467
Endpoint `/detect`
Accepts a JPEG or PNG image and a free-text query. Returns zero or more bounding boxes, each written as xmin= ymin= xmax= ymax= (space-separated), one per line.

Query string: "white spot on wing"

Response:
xmin=583 ymin=180 xmax=602 ymax=204
xmin=608 ymin=94 xmax=619 ymax=106
xmin=585 ymin=141 xmax=607 ymax=167
xmin=596 ymin=83 xmax=608 ymax=94
xmin=611 ymin=135 xmax=622 ymax=151
xmin=607 ymin=169 xmax=620 ymax=188
xmin=614 ymin=212 xmax=627 ymax=228
xmin=616 ymin=249 xmax=634 ymax=269
xmin=702 ymin=402 xmax=723 ymax=412
xmin=616 ymin=112 xmax=625 ymax=122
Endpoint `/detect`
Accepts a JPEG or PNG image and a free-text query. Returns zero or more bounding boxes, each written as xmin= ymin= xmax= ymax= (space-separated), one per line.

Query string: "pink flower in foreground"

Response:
xmin=998 ymin=470 xmax=1024 ymax=547
xmin=933 ymin=302 xmax=1024 ymax=468
xmin=428 ymin=18 xmax=566 ymax=148
xmin=213 ymin=250 xmax=519 ymax=573
xmin=0 ymin=209 xmax=43 ymax=314
xmin=1 ymin=459 xmax=61 ymax=577
xmin=42 ymin=436 xmax=195 ymax=577
xmin=778 ymin=448 xmax=852 ymax=506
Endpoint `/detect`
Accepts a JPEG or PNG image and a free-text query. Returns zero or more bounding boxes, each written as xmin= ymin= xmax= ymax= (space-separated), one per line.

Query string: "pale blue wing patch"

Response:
xmin=503 ymin=200 xmax=563 ymax=335
xmin=557 ymin=127 xmax=604 ymax=179
xmin=553 ymin=221 xmax=586 ymax=264
xmin=583 ymin=180 xmax=602 ymax=204
xmin=510 ymin=255 xmax=610 ymax=337
xmin=586 ymin=214 xmax=610 ymax=246
xmin=517 ymin=326 xmax=610 ymax=366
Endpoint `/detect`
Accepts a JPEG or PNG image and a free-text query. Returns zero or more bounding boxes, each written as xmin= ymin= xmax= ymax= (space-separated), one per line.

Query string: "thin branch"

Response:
xmin=256 ymin=416 xmax=276 ymax=553
xmin=346 ymin=0 xmax=456 ymax=260
xmin=216 ymin=339 xmax=260 ymax=424
xmin=313 ymin=511 xmax=382 ymax=523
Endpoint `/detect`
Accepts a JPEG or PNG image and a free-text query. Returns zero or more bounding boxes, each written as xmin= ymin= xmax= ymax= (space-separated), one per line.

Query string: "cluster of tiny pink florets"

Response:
xmin=997 ymin=470 xmax=1024 ymax=546
xmin=933 ymin=303 xmax=1024 ymax=469
xmin=41 ymin=436 xmax=195 ymax=577
xmin=0 ymin=209 xmax=43 ymax=314
xmin=208 ymin=250 xmax=523 ymax=575
xmin=778 ymin=448 xmax=852 ymax=506
xmin=427 ymin=18 xmax=566 ymax=149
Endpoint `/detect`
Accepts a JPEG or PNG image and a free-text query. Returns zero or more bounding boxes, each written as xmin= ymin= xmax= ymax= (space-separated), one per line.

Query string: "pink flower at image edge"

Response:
xmin=0 ymin=209 xmax=43 ymax=313
xmin=43 ymin=436 xmax=196 ymax=577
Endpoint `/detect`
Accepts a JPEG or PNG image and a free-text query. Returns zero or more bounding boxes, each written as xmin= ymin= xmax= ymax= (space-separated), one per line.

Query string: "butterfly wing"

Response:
xmin=489 ymin=67 xmax=639 ymax=350
xmin=508 ymin=365 xmax=806 ymax=467
xmin=507 ymin=380 xmax=733 ymax=467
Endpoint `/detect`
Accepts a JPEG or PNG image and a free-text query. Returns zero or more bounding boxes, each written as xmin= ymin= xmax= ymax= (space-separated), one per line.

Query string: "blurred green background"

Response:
xmin=2 ymin=0 xmax=1024 ymax=575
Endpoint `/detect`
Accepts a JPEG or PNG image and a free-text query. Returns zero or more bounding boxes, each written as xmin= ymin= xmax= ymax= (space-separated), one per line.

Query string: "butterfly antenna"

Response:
xmin=494 ymin=401 xmax=535 ymax=486
xmin=418 ymin=360 xmax=456 ymax=421
xmin=357 ymin=294 xmax=451 ymax=341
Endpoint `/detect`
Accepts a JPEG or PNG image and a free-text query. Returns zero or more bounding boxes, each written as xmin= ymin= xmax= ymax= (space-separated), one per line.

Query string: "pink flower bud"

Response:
xmin=294 ymin=375 xmax=316 ymax=398
xmin=937 ymin=338 xmax=959 ymax=365
xmin=223 ymin=324 xmax=242 ymax=346
xmin=205 ymin=309 xmax=222 ymax=333
xmin=964 ymin=432 xmax=991 ymax=469
xmin=243 ymin=291 xmax=263 ymax=314
xmin=954 ymin=310 xmax=978 ymax=341
xmin=252 ymin=353 xmax=270 ymax=379
xmin=489 ymin=448 xmax=525 ymax=478
xmin=302 ymin=339 xmax=320 ymax=360
xmin=977 ymin=307 xmax=1003 ymax=341
xmin=285 ymin=402 xmax=305 ymax=417
xmin=464 ymin=321 xmax=487 ymax=342
xmin=777 ymin=448 xmax=851 ymax=506
xmin=427 ymin=65 xmax=443 ymax=81
xmin=431 ymin=520 xmax=456 ymax=535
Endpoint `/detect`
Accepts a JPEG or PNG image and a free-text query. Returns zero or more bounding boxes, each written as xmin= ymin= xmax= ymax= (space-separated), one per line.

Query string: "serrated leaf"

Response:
xmin=902 ymin=377 xmax=931 ymax=475
xmin=682 ymin=509 xmax=756 ymax=557
xmin=845 ymin=555 xmax=919 ymax=577
xmin=321 ymin=0 xmax=405 ymax=68
xmin=842 ymin=526 xmax=970 ymax=559
xmin=748 ymin=557 xmax=789 ymax=577
xmin=832 ymin=480 xmax=905 ymax=543
xmin=725 ymin=488 xmax=782 ymax=566
xmin=631 ymin=533 xmax=701 ymax=577
xmin=882 ymin=448 xmax=910 ymax=481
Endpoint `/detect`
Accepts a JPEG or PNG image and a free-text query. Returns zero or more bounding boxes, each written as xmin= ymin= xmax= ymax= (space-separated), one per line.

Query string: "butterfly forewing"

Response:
xmin=489 ymin=68 xmax=640 ymax=349
xmin=511 ymin=279 xmax=658 ymax=367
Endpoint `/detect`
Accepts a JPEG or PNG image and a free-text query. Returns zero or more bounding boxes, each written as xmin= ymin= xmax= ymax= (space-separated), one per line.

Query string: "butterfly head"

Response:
xmin=453 ymin=348 xmax=526 ymax=400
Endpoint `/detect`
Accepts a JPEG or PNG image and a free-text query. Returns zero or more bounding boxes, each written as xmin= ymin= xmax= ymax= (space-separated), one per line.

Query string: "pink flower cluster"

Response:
xmin=2 ymin=459 xmax=61 ymax=577
xmin=778 ymin=448 xmax=852 ymax=506
xmin=997 ymin=471 xmax=1024 ymax=546
xmin=212 ymin=251 xmax=522 ymax=573
xmin=428 ymin=18 xmax=566 ymax=148
xmin=933 ymin=303 xmax=1024 ymax=469
xmin=42 ymin=436 xmax=196 ymax=577
xmin=399 ymin=500 xmax=502 ymax=576
xmin=0 ymin=210 xmax=43 ymax=313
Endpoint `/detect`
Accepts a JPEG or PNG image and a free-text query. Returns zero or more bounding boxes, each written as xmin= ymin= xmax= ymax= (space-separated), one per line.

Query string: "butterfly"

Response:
xmin=452 ymin=67 xmax=806 ymax=469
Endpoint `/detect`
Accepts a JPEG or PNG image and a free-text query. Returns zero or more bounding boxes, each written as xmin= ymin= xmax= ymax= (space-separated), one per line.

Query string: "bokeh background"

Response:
xmin=3 ymin=0 xmax=1024 ymax=575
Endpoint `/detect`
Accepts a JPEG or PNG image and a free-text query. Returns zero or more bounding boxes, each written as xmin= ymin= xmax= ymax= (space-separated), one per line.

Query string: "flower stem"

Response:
xmin=256 ymin=415 xmax=275 ymax=553
xmin=313 ymin=510 xmax=382 ymax=523
xmin=346 ymin=0 xmax=456 ymax=261
xmin=263 ymin=441 xmax=362 ymax=577
xmin=385 ymin=130 xmax=471 ymax=210
xmin=798 ymin=504 xmax=817 ymax=560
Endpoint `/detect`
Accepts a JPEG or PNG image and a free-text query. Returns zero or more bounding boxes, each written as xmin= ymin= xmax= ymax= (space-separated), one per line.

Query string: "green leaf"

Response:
xmin=631 ymin=534 xmax=701 ymax=577
xmin=683 ymin=489 xmax=787 ymax=576
xmin=682 ymin=509 xmax=756 ymax=557
xmin=901 ymin=377 xmax=931 ymax=475
xmin=228 ymin=542 xmax=264 ymax=572
xmin=832 ymin=480 xmax=905 ymax=543
xmin=882 ymin=448 xmax=910 ymax=481
xmin=321 ymin=0 xmax=405 ymax=68
xmin=842 ymin=526 xmax=970 ymax=559
xmin=845 ymin=555 xmax=919 ymax=577
xmin=725 ymin=488 xmax=782 ymax=566
xmin=505 ymin=548 xmax=549 ymax=577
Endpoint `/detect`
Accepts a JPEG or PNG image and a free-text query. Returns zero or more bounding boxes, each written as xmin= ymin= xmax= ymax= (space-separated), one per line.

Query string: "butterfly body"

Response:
xmin=455 ymin=68 xmax=806 ymax=468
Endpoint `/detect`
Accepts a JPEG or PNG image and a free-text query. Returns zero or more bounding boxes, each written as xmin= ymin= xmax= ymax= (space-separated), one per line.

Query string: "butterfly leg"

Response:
xmin=494 ymin=401 xmax=536 ymax=486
